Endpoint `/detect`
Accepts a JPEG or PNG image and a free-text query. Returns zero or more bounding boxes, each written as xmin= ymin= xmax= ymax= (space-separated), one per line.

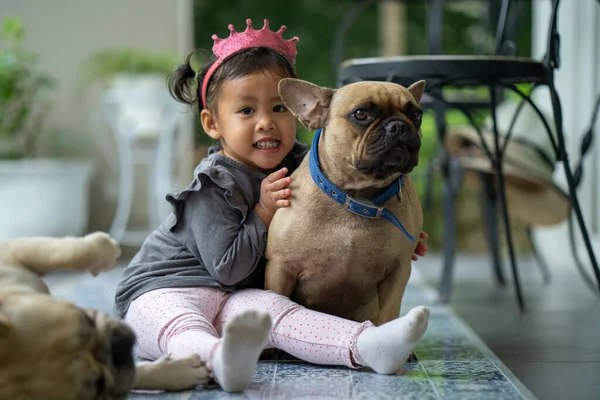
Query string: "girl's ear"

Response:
xmin=200 ymin=109 xmax=221 ymax=140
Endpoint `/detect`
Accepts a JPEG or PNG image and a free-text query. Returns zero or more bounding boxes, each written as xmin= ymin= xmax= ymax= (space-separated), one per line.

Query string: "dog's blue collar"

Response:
xmin=308 ymin=128 xmax=415 ymax=242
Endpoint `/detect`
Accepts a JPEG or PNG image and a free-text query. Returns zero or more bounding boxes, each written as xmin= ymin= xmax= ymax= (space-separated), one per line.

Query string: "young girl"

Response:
xmin=114 ymin=19 xmax=430 ymax=393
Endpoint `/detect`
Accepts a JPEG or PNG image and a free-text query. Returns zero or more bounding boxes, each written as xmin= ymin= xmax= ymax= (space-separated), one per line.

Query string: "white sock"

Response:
xmin=356 ymin=306 xmax=430 ymax=374
xmin=211 ymin=310 xmax=272 ymax=392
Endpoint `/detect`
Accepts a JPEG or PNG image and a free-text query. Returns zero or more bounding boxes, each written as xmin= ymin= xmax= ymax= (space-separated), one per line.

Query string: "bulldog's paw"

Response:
xmin=146 ymin=354 xmax=210 ymax=391
xmin=84 ymin=232 xmax=121 ymax=276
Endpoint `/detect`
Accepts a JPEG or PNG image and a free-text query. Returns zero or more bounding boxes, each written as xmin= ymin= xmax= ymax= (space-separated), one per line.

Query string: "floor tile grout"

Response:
xmin=418 ymin=360 xmax=443 ymax=400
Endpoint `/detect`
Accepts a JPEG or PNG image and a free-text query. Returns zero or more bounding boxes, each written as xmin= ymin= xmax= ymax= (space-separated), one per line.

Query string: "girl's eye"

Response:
xmin=354 ymin=109 xmax=370 ymax=121
xmin=273 ymin=105 xmax=287 ymax=113
xmin=240 ymin=107 xmax=254 ymax=115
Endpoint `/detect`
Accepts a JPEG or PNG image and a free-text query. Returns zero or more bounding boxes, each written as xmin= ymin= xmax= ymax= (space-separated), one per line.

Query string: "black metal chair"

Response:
xmin=335 ymin=0 xmax=600 ymax=310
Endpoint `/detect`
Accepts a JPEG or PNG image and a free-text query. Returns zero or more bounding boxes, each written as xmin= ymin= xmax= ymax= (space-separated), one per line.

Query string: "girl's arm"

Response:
xmin=181 ymin=183 xmax=268 ymax=286
xmin=412 ymin=231 xmax=429 ymax=261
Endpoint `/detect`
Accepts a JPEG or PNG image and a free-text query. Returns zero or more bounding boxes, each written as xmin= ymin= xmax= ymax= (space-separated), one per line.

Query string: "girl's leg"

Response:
xmin=125 ymin=287 xmax=271 ymax=392
xmin=216 ymin=289 xmax=429 ymax=374
xmin=125 ymin=287 xmax=227 ymax=360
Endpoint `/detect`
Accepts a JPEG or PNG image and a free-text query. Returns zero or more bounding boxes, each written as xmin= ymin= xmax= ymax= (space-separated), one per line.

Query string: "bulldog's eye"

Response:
xmin=96 ymin=375 xmax=106 ymax=394
xmin=412 ymin=111 xmax=423 ymax=126
xmin=354 ymin=109 xmax=370 ymax=120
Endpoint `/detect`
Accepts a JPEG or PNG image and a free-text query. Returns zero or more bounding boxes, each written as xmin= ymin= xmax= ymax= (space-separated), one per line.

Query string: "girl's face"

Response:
xmin=202 ymin=70 xmax=297 ymax=172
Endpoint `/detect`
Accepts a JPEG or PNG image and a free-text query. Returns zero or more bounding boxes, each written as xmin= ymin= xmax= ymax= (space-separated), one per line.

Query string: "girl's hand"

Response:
xmin=412 ymin=231 xmax=429 ymax=261
xmin=259 ymin=167 xmax=292 ymax=213
xmin=254 ymin=167 xmax=292 ymax=227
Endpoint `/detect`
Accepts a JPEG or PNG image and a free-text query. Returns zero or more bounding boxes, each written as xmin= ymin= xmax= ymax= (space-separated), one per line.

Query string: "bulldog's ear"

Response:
xmin=279 ymin=78 xmax=335 ymax=130
xmin=407 ymin=80 xmax=426 ymax=104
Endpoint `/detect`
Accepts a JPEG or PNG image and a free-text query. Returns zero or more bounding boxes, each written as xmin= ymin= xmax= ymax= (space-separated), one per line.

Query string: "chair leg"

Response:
xmin=438 ymin=155 xmax=461 ymax=303
xmin=490 ymin=87 xmax=526 ymax=311
xmin=434 ymin=99 xmax=460 ymax=304
xmin=548 ymin=84 xmax=600 ymax=292
xmin=480 ymin=172 xmax=506 ymax=286
xmin=423 ymin=150 xmax=439 ymax=212
xmin=526 ymin=227 xmax=551 ymax=284
xmin=103 ymin=101 xmax=134 ymax=244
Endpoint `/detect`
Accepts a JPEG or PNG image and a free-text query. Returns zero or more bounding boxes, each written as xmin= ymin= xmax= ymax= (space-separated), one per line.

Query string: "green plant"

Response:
xmin=80 ymin=48 xmax=181 ymax=88
xmin=0 ymin=15 xmax=56 ymax=159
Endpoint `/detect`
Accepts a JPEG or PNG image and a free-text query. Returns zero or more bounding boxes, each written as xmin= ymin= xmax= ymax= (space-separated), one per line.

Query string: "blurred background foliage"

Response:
xmin=79 ymin=48 xmax=181 ymax=89
xmin=0 ymin=15 xmax=56 ymax=158
xmin=191 ymin=0 xmax=533 ymax=253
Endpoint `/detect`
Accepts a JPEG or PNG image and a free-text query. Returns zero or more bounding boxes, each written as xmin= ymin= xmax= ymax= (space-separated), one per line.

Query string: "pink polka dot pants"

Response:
xmin=125 ymin=287 xmax=372 ymax=369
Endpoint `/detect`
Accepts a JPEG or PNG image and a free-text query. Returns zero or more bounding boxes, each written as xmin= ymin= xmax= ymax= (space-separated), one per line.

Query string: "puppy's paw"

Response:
xmin=84 ymin=232 xmax=121 ymax=276
xmin=137 ymin=354 xmax=210 ymax=391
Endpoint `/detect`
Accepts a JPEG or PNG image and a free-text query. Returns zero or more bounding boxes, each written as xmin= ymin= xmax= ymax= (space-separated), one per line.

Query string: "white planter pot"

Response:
xmin=105 ymin=74 xmax=178 ymax=139
xmin=0 ymin=159 xmax=94 ymax=240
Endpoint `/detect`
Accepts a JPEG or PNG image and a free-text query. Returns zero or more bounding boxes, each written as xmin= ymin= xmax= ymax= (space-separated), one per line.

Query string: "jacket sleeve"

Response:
xmin=177 ymin=181 xmax=268 ymax=286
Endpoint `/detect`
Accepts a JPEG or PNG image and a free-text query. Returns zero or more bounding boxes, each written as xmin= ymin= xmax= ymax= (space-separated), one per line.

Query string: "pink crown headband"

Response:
xmin=200 ymin=18 xmax=299 ymax=108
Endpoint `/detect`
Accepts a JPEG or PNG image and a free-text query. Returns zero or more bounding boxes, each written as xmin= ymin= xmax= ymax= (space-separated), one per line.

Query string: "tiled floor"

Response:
xmin=417 ymin=253 xmax=600 ymax=400
xmin=45 ymin=264 xmax=536 ymax=399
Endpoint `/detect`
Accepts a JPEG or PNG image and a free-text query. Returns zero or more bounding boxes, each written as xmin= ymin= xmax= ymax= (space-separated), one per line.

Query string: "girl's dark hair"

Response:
xmin=167 ymin=47 xmax=297 ymax=114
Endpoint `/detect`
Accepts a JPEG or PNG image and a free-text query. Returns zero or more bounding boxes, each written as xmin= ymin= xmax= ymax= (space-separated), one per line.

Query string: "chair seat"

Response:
xmin=339 ymin=55 xmax=549 ymax=87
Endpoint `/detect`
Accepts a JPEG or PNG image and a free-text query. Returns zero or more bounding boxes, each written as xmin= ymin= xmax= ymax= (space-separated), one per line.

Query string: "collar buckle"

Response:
xmin=344 ymin=196 xmax=384 ymax=219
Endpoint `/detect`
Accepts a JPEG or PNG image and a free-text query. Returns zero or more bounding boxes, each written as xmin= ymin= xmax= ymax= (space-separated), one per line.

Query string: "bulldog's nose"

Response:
xmin=110 ymin=322 xmax=136 ymax=368
xmin=385 ymin=120 xmax=409 ymax=137
xmin=109 ymin=322 xmax=137 ymax=397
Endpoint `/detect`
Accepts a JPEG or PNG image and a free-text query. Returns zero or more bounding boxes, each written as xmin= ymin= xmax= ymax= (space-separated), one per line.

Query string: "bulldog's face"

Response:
xmin=328 ymin=81 xmax=424 ymax=179
xmin=279 ymin=79 xmax=426 ymax=187
xmin=0 ymin=294 xmax=135 ymax=400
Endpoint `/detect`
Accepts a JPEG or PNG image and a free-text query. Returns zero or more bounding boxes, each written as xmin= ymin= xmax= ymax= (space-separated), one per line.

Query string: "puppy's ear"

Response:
xmin=407 ymin=80 xmax=426 ymax=104
xmin=279 ymin=78 xmax=335 ymax=130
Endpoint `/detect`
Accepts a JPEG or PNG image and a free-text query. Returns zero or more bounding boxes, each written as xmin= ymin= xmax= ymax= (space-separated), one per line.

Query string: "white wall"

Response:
xmin=0 ymin=0 xmax=194 ymax=236
xmin=531 ymin=0 xmax=600 ymax=268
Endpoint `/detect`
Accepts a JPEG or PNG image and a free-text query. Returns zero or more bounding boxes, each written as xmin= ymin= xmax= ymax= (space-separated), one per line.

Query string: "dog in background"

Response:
xmin=0 ymin=232 xmax=209 ymax=399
